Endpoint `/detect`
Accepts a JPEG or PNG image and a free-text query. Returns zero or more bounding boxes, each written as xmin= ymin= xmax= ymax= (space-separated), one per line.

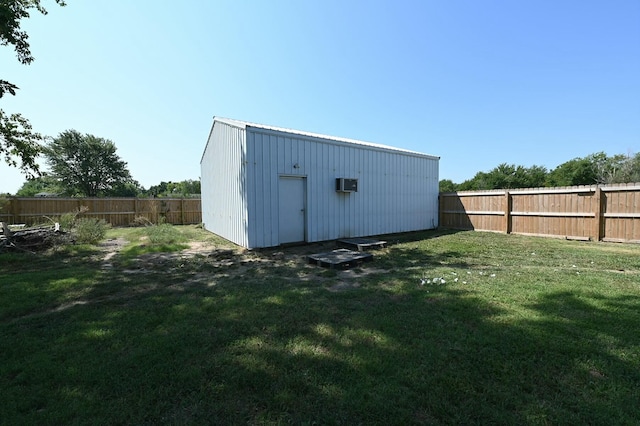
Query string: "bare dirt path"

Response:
xmin=98 ymin=237 xmax=128 ymax=268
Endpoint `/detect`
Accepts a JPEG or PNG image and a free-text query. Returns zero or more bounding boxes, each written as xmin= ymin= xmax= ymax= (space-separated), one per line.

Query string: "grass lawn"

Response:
xmin=1 ymin=226 xmax=639 ymax=424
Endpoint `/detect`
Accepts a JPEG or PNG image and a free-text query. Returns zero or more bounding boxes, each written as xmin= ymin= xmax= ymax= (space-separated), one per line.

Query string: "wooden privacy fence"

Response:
xmin=0 ymin=197 xmax=202 ymax=227
xmin=439 ymin=183 xmax=640 ymax=243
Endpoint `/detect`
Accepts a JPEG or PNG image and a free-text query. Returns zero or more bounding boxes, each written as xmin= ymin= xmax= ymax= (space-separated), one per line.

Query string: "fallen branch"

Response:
xmin=0 ymin=223 xmax=68 ymax=253
xmin=1 ymin=222 xmax=12 ymax=238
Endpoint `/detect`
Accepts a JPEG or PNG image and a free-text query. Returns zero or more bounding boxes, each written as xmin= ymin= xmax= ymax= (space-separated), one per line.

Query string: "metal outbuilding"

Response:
xmin=200 ymin=117 xmax=440 ymax=249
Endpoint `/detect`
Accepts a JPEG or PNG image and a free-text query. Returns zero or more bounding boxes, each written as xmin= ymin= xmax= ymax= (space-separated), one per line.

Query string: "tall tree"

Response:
xmin=45 ymin=130 xmax=134 ymax=197
xmin=0 ymin=0 xmax=65 ymax=176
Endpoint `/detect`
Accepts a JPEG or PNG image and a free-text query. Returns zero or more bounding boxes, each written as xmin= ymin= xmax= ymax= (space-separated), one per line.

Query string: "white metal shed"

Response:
xmin=200 ymin=117 xmax=440 ymax=249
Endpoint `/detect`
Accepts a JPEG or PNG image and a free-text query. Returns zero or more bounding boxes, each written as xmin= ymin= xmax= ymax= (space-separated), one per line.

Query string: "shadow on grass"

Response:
xmin=0 ymin=246 xmax=102 ymax=321
xmin=372 ymin=228 xmax=466 ymax=246
xmin=1 ymin=235 xmax=639 ymax=424
xmin=119 ymin=242 xmax=190 ymax=258
xmin=375 ymin=245 xmax=469 ymax=271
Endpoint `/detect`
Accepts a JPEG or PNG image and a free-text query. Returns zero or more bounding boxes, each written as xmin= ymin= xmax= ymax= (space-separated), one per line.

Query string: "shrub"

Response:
xmin=73 ymin=218 xmax=110 ymax=244
xmin=57 ymin=212 xmax=78 ymax=231
xmin=144 ymin=223 xmax=185 ymax=245
xmin=48 ymin=206 xmax=90 ymax=231
xmin=131 ymin=216 xmax=154 ymax=227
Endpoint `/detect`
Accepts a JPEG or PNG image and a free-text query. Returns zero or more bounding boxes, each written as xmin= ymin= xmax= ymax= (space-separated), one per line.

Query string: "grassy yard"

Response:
xmin=1 ymin=226 xmax=639 ymax=424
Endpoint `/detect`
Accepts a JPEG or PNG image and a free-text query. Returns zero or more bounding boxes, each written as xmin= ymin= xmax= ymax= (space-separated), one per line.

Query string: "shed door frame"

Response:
xmin=278 ymin=175 xmax=307 ymax=244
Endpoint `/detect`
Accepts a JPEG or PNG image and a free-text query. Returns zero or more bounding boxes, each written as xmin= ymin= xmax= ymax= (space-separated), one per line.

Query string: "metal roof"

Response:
xmin=212 ymin=117 xmax=440 ymax=160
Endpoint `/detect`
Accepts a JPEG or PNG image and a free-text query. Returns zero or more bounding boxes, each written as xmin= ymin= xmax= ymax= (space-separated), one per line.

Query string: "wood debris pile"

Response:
xmin=1 ymin=222 xmax=70 ymax=253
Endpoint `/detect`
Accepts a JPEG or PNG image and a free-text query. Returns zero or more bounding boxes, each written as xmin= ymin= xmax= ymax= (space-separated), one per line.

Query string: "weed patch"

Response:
xmin=73 ymin=218 xmax=110 ymax=244
xmin=144 ymin=223 xmax=186 ymax=245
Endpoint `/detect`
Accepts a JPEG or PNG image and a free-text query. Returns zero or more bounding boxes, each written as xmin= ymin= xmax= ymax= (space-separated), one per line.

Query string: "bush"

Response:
xmin=48 ymin=206 xmax=90 ymax=231
xmin=57 ymin=212 xmax=78 ymax=231
xmin=144 ymin=223 xmax=185 ymax=245
xmin=73 ymin=218 xmax=110 ymax=244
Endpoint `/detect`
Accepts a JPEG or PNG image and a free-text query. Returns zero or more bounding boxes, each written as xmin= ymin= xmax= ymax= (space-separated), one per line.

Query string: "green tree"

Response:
xmin=522 ymin=165 xmax=548 ymax=188
xmin=15 ymin=172 xmax=61 ymax=196
xmin=546 ymin=151 xmax=640 ymax=186
xmin=457 ymin=171 xmax=489 ymax=191
xmin=171 ymin=179 xmax=200 ymax=196
xmin=624 ymin=153 xmax=640 ymax=183
xmin=482 ymin=163 xmax=548 ymax=189
xmin=110 ymin=181 xmax=144 ymax=197
xmin=598 ymin=152 xmax=640 ymax=184
xmin=146 ymin=181 xmax=169 ymax=197
xmin=1 ymin=0 xmax=65 ymax=176
xmin=146 ymin=179 xmax=201 ymax=197
xmin=439 ymin=179 xmax=457 ymax=193
xmin=486 ymin=163 xmax=517 ymax=189
xmin=45 ymin=130 xmax=134 ymax=197
xmin=546 ymin=156 xmax=598 ymax=186
xmin=587 ymin=152 xmax=629 ymax=184
xmin=456 ymin=164 xmax=548 ymax=190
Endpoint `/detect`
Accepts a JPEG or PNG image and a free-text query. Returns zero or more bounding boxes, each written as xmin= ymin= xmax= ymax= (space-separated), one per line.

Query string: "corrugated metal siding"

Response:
xmin=214 ymin=117 xmax=439 ymax=159
xmin=200 ymin=121 xmax=249 ymax=247
xmin=245 ymin=128 xmax=439 ymax=247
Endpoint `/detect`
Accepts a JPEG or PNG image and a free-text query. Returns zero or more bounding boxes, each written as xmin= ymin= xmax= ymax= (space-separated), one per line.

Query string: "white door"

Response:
xmin=278 ymin=177 xmax=306 ymax=244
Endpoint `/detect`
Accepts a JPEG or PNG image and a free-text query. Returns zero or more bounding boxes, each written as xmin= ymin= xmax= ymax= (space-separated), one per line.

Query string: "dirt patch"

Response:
xmin=337 ymin=267 xmax=387 ymax=280
xmin=134 ymin=245 xmax=237 ymax=264
xmin=327 ymin=267 xmax=389 ymax=292
xmin=99 ymin=237 xmax=389 ymax=291
xmin=13 ymin=240 xmax=391 ymax=322
xmin=327 ymin=281 xmax=361 ymax=292
xmin=98 ymin=237 xmax=128 ymax=266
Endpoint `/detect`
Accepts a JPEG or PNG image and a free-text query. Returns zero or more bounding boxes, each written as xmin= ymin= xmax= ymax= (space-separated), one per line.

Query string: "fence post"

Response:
xmin=593 ymin=186 xmax=603 ymax=241
xmin=12 ymin=198 xmax=19 ymax=224
xmin=181 ymin=198 xmax=185 ymax=225
xmin=504 ymin=190 xmax=512 ymax=234
xmin=438 ymin=193 xmax=444 ymax=229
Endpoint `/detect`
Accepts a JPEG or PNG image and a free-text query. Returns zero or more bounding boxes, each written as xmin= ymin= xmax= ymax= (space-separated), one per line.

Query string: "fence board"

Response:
xmin=440 ymin=183 xmax=640 ymax=243
xmin=0 ymin=197 xmax=202 ymax=227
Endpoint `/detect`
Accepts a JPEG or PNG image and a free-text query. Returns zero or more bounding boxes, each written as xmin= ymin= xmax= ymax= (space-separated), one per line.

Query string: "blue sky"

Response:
xmin=1 ymin=0 xmax=639 ymax=194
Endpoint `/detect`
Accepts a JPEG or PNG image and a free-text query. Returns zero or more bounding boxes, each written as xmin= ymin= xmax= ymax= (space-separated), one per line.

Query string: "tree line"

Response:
xmin=440 ymin=152 xmax=640 ymax=192
xmin=10 ymin=130 xmax=200 ymax=197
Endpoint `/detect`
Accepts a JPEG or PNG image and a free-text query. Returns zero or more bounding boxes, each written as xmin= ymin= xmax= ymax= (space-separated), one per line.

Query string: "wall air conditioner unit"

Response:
xmin=336 ymin=178 xmax=358 ymax=192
